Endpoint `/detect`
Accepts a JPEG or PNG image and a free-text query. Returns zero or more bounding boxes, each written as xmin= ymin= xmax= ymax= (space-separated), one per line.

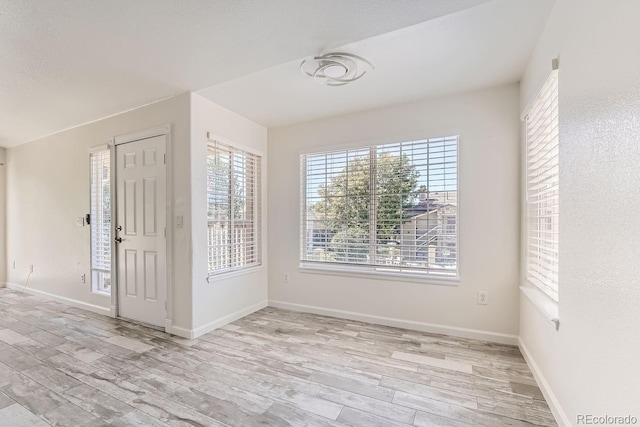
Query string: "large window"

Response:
xmin=301 ymin=137 xmax=458 ymax=278
xmin=207 ymin=140 xmax=262 ymax=274
xmin=90 ymin=150 xmax=111 ymax=294
xmin=525 ymin=70 xmax=559 ymax=301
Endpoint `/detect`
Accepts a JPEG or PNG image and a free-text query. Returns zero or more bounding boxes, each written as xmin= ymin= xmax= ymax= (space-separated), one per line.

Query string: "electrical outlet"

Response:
xmin=81 ymin=274 xmax=86 ymax=284
xmin=30 ymin=265 xmax=34 ymax=273
xmin=284 ymin=273 xmax=289 ymax=283
xmin=477 ymin=290 xmax=488 ymax=305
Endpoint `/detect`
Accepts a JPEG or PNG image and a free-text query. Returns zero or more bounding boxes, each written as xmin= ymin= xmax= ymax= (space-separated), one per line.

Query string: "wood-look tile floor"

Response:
xmin=0 ymin=289 xmax=557 ymax=426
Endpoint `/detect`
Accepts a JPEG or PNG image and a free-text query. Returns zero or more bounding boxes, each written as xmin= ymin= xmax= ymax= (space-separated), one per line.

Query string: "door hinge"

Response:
xmin=164 ymin=227 xmax=166 ymax=238
xmin=163 ymin=153 xmax=166 ymax=165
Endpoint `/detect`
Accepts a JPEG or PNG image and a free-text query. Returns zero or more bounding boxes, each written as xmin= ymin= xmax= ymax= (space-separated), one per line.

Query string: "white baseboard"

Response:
xmin=166 ymin=324 xmax=195 ymax=339
xmin=4 ymin=282 xmax=110 ymax=316
xmin=164 ymin=300 xmax=269 ymax=339
xmin=269 ymin=300 xmax=518 ymax=345
xmin=192 ymin=300 xmax=268 ymax=339
xmin=519 ymin=338 xmax=570 ymax=427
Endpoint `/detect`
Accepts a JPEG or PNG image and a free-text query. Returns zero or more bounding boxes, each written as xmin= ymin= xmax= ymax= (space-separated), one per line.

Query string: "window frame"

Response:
xmin=206 ymin=136 xmax=263 ymax=278
xmin=299 ymin=136 xmax=460 ymax=283
xmin=89 ymin=147 xmax=112 ymax=295
xmin=524 ymin=69 xmax=559 ymax=303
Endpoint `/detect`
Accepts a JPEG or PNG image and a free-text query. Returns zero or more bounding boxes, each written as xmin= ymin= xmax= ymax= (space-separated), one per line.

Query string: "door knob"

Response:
xmin=115 ymin=237 xmax=123 ymax=243
xmin=116 ymin=225 xmax=122 ymax=231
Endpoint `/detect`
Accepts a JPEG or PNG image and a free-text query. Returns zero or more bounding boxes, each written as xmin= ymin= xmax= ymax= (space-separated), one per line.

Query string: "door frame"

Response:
xmin=109 ymin=124 xmax=173 ymax=333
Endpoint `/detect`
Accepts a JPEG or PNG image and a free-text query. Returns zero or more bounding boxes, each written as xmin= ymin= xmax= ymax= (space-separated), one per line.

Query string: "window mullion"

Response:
xmin=369 ymin=146 xmax=377 ymax=265
xmin=253 ymin=158 xmax=259 ymax=263
xmin=229 ymin=150 xmax=235 ymax=268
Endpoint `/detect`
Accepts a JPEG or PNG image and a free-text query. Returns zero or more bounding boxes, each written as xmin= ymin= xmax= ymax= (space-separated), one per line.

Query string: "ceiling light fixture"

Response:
xmin=300 ymin=52 xmax=374 ymax=86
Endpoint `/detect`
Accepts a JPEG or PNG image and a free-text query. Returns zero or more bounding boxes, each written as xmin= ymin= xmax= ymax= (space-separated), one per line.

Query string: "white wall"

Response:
xmin=0 ymin=147 xmax=5 ymax=283
xmin=5 ymin=94 xmax=194 ymax=330
xmin=268 ymin=84 xmax=521 ymax=342
xmin=519 ymin=0 xmax=640 ymax=424
xmin=190 ymin=93 xmax=268 ymax=335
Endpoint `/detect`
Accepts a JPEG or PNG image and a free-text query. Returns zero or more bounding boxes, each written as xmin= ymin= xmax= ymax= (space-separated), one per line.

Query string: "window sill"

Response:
xmin=520 ymin=285 xmax=560 ymax=330
xmin=207 ymin=265 xmax=264 ymax=283
xmin=298 ymin=264 xmax=459 ymax=286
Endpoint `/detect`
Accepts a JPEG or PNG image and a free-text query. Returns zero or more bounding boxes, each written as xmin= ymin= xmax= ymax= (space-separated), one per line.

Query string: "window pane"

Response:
xmin=301 ymin=137 xmax=459 ymax=277
xmin=526 ymin=70 xmax=559 ymax=301
xmin=207 ymin=141 xmax=261 ymax=274
xmin=90 ymin=150 xmax=111 ymax=293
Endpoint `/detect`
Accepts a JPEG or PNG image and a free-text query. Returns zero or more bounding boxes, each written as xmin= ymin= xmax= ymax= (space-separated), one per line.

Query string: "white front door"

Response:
xmin=115 ymin=135 xmax=167 ymax=327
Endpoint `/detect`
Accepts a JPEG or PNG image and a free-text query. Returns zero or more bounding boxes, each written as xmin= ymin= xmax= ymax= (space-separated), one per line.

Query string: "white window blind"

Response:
xmin=90 ymin=150 xmax=111 ymax=293
xmin=301 ymin=137 xmax=458 ymax=278
xmin=207 ymin=140 xmax=262 ymax=274
xmin=526 ymin=70 xmax=559 ymax=301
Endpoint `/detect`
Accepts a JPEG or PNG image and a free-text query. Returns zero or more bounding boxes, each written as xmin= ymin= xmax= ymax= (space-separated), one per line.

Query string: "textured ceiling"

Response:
xmin=0 ymin=0 xmax=492 ymax=147
xmin=198 ymin=0 xmax=556 ymax=128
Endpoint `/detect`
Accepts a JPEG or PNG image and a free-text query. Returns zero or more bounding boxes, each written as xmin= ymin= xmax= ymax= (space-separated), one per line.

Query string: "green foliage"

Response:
xmin=329 ymin=228 xmax=369 ymax=263
xmin=314 ymin=153 xmax=419 ymax=242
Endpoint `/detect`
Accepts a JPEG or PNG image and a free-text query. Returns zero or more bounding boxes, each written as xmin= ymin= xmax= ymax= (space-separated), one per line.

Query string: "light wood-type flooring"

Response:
xmin=0 ymin=289 xmax=556 ymax=426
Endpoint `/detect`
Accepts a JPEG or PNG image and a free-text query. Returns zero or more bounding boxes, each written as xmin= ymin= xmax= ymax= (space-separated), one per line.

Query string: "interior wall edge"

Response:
xmin=165 ymin=324 xmax=195 ymax=340
xmin=519 ymin=336 xmax=571 ymax=427
xmin=269 ymin=299 xmax=519 ymax=345
xmin=3 ymin=282 xmax=110 ymax=316
xmin=193 ymin=299 xmax=268 ymax=339
xmin=164 ymin=299 xmax=268 ymax=340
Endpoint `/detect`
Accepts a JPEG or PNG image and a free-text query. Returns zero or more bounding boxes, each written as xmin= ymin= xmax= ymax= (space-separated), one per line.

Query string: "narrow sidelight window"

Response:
xmin=90 ymin=150 xmax=111 ymax=294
